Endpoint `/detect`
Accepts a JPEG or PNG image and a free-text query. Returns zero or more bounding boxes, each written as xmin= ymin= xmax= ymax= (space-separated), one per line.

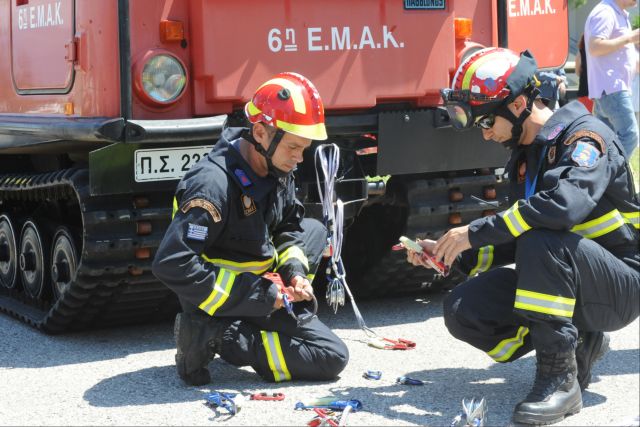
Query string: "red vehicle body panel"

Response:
xmin=0 ymin=0 xmax=568 ymax=119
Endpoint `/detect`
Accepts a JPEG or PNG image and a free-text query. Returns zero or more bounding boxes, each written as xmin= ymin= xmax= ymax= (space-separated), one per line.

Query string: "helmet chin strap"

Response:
xmin=495 ymin=87 xmax=539 ymax=150
xmin=242 ymin=127 xmax=291 ymax=179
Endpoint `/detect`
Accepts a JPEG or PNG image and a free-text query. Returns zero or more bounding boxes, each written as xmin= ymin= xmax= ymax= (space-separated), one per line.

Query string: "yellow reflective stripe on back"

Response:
xmin=276 ymin=246 xmax=309 ymax=271
xmin=201 ymin=255 xmax=275 ymax=274
xmin=487 ymin=326 xmax=529 ymax=362
xmin=469 ymin=245 xmax=494 ymax=276
xmin=198 ymin=268 xmax=236 ymax=315
xmin=514 ymin=289 xmax=575 ymax=318
xmin=502 ymin=202 xmax=532 ymax=237
xmin=571 ymin=209 xmax=625 ymax=239
xmin=260 ymin=330 xmax=292 ymax=382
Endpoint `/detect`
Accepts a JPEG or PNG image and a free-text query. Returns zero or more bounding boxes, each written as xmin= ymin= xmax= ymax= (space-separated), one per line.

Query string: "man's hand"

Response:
xmin=433 ymin=225 xmax=471 ymax=267
xmin=406 ymin=239 xmax=437 ymax=269
xmin=290 ymin=275 xmax=314 ymax=301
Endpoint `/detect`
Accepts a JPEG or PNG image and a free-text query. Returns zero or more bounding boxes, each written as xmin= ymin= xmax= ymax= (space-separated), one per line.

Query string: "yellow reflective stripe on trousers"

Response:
xmin=275 ymin=245 xmax=309 ymax=271
xmin=202 ymin=254 xmax=275 ymax=275
xmin=260 ymin=330 xmax=292 ymax=382
xmin=514 ymin=289 xmax=575 ymax=318
xmin=469 ymin=245 xmax=494 ymax=276
xmin=487 ymin=326 xmax=529 ymax=362
xmin=198 ymin=268 xmax=236 ymax=315
xmin=622 ymin=211 xmax=639 ymax=229
xmin=571 ymin=209 xmax=626 ymax=239
xmin=502 ymin=202 xmax=532 ymax=237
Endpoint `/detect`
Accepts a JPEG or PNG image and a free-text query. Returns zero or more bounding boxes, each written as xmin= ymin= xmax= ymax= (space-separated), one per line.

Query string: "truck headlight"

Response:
xmin=134 ymin=51 xmax=187 ymax=107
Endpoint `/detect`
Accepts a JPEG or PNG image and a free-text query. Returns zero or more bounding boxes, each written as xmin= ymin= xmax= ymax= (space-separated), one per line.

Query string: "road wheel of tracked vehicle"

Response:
xmin=19 ymin=220 xmax=51 ymax=300
xmin=0 ymin=214 xmax=20 ymax=289
xmin=50 ymin=227 xmax=78 ymax=302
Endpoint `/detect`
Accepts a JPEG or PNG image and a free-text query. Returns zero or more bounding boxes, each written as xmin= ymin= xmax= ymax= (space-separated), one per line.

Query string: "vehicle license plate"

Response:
xmin=134 ymin=146 xmax=213 ymax=182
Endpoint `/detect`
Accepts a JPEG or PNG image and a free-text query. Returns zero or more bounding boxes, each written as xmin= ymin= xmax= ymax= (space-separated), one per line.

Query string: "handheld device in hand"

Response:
xmin=392 ymin=235 xmax=450 ymax=277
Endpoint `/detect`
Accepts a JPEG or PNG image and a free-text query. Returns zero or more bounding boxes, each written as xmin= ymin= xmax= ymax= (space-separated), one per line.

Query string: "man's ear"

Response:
xmin=510 ymin=95 xmax=528 ymax=115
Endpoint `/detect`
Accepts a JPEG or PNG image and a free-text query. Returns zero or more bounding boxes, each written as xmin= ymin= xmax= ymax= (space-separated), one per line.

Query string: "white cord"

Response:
xmin=314 ymin=145 xmax=377 ymax=338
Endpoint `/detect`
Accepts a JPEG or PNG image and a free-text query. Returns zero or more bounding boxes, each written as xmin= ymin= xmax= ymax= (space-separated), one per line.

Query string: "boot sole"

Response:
xmin=513 ymin=400 xmax=583 ymax=425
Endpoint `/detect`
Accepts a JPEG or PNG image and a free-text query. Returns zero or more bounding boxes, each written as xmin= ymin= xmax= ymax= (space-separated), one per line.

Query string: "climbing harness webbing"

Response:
xmin=314 ymin=144 xmax=414 ymax=351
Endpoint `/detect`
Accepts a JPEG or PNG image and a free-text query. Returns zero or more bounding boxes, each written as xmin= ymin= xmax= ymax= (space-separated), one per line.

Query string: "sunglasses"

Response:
xmin=475 ymin=114 xmax=496 ymax=130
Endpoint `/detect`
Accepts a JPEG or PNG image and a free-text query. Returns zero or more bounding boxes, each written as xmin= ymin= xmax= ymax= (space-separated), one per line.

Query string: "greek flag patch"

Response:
xmin=186 ymin=223 xmax=208 ymax=241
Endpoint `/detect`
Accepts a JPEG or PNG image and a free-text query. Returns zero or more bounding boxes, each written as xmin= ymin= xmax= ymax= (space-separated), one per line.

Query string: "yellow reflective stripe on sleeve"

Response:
xmin=260 ymin=330 xmax=292 ymax=382
xmin=275 ymin=246 xmax=309 ymax=271
xmin=571 ymin=209 xmax=626 ymax=239
xmin=469 ymin=245 xmax=494 ymax=276
xmin=172 ymin=197 xmax=179 ymax=219
xmin=502 ymin=202 xmax=532 ymax=237
xmin=198 ymin=268 xmax=236 ymax=315
xmin=622 ymin=211 xmax=639 ymax=229
xmin=514 ymin=289 xmax=575 ymax=319
xmin=307 ymin=273 xmax=315 ymax=282
xmin=201 ymin=255 xmax=275 ymax=275
xmin=487 ymin=326 xmax=529 ymax=362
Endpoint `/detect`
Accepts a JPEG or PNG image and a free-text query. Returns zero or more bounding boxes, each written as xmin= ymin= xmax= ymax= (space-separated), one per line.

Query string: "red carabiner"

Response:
xmin=383 ymin=337 xmax=416 ymax=350
xmin=250 ymin=392 xmax=285 ymax=401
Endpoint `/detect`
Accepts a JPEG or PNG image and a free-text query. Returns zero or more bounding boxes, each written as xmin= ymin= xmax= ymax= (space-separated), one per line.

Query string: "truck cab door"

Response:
xmin=501 ymin=0 xmax=568 ymax=68
xmin=11 ymin=0 xmax=75 ymax=93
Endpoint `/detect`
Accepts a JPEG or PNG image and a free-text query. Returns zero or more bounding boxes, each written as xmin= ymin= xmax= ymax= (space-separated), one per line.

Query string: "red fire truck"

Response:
xmin=0 ymin=0 xmax=569 ymax=331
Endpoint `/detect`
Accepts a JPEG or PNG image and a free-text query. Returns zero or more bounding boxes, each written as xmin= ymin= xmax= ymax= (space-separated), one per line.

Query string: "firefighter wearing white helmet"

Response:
xmin=153 ymin=72 xmax=348 ymax=386
xmin=408 ymin=47 xmax=639 ymax=425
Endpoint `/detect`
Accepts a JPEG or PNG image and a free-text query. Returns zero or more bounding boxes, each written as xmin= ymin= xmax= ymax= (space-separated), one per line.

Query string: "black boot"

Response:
xmin=174 ymin=312 xmax=224 ymax=386
xmin=576 ymin=331 xmax=610 ymax=390
xmin=513 ymin=351 xmax=582 ymax=425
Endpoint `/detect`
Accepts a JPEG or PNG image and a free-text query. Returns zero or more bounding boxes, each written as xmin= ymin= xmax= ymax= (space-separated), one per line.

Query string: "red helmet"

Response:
xmin=245 ymin=72 xmax=328 ymax=141
xmin=441 ymin=48 xmax=538 ymax=130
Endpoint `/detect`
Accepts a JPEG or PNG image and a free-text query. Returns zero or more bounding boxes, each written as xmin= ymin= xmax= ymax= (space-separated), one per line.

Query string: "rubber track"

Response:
xmin=354 ymin=173 xmax=509 ymax=297
xmin=0 ymin=169 xmax=179 ymax=333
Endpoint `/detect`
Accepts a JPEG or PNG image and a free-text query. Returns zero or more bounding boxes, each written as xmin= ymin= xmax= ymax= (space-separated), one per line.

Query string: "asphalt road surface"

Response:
xmin=1 ymin=292 xmax=638 ymax=426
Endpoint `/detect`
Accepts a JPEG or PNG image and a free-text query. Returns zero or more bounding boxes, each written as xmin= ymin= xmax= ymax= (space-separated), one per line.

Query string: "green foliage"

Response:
xmin=569 ymin=0 xmax=589 ymax=8
xmin=632 ymin=14 xmax=639 ymax=30
xmin=631 ymin=148 xmax=640 ymax=192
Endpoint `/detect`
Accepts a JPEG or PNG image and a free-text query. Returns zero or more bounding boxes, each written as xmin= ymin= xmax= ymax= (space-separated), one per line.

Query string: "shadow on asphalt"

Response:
xmin=0 ymin=294 xmax=445 ymax=369
xmin=82 ymin=347 xmax=632 ymax=427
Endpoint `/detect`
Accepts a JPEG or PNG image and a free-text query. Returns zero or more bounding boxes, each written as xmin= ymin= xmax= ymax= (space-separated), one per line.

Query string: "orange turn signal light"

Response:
xmin=160 ymin=20 xmax=184 ymax=42
xmin=454 ymin=18 xmax=473 ymax=39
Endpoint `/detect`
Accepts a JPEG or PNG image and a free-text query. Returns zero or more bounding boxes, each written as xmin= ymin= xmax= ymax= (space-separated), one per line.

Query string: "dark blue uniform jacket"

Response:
xmin=152 ymin=128 xmax=311 ymax=317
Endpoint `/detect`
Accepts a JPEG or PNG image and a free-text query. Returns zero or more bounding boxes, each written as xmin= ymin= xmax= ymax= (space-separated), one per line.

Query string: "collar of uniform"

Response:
xmin=209 ymin=127 xmax=276 ymax=200
xmin=533 ymin=101 xmax=590 ymax=147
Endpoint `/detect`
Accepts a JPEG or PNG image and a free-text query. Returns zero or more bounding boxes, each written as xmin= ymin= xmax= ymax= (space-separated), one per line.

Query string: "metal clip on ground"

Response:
xmin=368 ymin=337 xmax=416 ymax=350
xmin=307 ymin=408 xmax=339 ymax=427
xmin=363 ymin=370 xmax=382 ymax=380
xmin=250 ymin=392 xmax=285 ymax=401
xmin=450 ymin=397 xmax=487 ymax=427
xmin=205 ymin=392 xmax=240 ymax=415
xmin=396 ymin=376 xmax=425 ymax=385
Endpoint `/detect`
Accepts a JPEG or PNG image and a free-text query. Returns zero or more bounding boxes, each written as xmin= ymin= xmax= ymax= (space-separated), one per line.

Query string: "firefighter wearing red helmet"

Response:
xmin=153 ymin=73 xmax=348 ymax=386
xmin=408 ymin=47 xmax=639 ymax=424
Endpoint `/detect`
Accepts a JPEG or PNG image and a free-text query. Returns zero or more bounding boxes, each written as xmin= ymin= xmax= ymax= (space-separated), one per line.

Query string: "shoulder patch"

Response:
xmin=563 ymin=130 xmax=606 ymax=154
xmin=234 ymin=168 xmax=253 ymax=187
xmin=547 ymin=124 xmax=565 ymax=140
xmin=571 ymin=142 xmax=601 ymax=168
xmin=181 ymin=198 xmax=222 ymax=223
xmin=186 ymin=223 xmax=208 ymax=241
xmin=547 ymin=146 xmax=557 ymax=164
